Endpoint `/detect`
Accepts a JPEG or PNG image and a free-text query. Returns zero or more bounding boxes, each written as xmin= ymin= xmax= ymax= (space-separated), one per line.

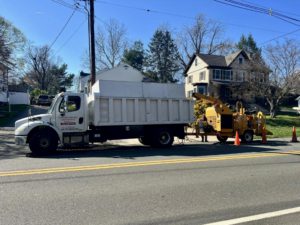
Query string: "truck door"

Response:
xmin=56 ymin=95 xmax=86 ymax=133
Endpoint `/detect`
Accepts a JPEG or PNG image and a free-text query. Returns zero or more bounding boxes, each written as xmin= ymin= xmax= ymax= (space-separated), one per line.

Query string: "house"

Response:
xmin=79 ymin=63 xmax=146 ymax=92
xmin=184 ymin=50 xmax=269 ymax=103
xmin=0 ymin=62 xmax=10 ymax=104
xmin=293 ymin=96 xmax=300 ymax=114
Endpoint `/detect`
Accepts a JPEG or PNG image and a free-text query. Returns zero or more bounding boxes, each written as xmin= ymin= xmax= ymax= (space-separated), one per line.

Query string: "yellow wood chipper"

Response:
xmin=192 ymin=93 xmax=272 ymax=143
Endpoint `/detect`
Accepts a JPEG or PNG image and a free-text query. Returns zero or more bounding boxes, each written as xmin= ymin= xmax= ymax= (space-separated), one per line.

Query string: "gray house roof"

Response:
xmin=184 ymin=50 xmax=250 ymax=75
xmin=198 ymin=54 xmax=228 ymax=68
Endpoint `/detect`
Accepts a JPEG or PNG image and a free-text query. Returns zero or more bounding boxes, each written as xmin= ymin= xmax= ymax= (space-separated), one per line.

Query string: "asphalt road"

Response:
xmin=1 ymin=131 xmax=300 ymax=225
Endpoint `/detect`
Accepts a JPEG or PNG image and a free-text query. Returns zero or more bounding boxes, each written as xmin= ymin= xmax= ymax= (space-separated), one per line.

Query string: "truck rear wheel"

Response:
xmin=29 ymin=131 xmax=58 ymax=155
xmin=151 ymin=128 xmax=174 ymax=148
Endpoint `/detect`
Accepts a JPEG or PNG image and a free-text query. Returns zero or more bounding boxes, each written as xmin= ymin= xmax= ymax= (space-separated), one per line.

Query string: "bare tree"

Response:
xmin=177 ymin=14 xmax=233 ymax=68
xmin=95 ymin=19 xmax=127 ymax=70
xmin=249 ymin=39 xmax=300 ymax=118
xmin=0 ymin=16 xmax=26 ymax=83
xmin=0 ymin=16 xmax=26 ymax=63
xmin=24 ymin=45 xmax=52 ymax=90
xmin=24 ymin=45 xmax=74 ymax=93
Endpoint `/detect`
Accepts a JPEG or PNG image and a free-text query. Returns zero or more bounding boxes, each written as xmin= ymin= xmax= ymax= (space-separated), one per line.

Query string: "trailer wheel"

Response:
xmin=216 ymin=134 xmax=228 ymax=143
xmin=29 ymin=131 xmax=58 ymax=155
xmin=152 ymin=129 xmax=174 ymax=148
xmin=241 ymin=131 xmax=253 ymax=143
xmin=138 ymin=136 xmax=151 ymax=146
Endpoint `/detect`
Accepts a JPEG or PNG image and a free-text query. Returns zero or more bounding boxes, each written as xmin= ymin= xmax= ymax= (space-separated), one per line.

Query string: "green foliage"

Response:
xmin=146 ymin=29 xmax=180 ymax=83
xmin=122 ymin=41 xmax=145 ymax=71
xmin=30 ymin=88 xmax=47 ymax=97
xmin=30 ymin=88 xmax=47 ymax=103
xmin=49 ymin=63 xmax=74 ymax=94
xmin=236 ymin=34 xmax=261 ymax=58
xmin=267 ymin=114 xmax=300 ymax=137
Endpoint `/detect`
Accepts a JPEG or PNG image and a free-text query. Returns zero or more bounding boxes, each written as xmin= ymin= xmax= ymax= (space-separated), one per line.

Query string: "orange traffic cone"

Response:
xmin=291 ymin=126 xmax=298 ymax=142
xmin=262 ymin=126 xmax=267 ymax=144
xmin=234 ymin=131 xmax=240 ymax=146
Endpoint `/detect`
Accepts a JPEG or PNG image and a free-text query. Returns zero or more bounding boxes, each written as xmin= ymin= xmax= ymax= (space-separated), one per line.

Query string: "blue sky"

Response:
xmin=1 ymin=0 xmax=300 ymax=76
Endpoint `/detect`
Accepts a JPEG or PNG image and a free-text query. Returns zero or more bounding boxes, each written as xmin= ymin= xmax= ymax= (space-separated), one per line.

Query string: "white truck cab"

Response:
xmin=15 ymin=92 xmax=88 ymax=154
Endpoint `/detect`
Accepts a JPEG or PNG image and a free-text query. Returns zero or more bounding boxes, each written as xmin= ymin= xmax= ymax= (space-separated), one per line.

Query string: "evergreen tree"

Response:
xmin=146 ymin=29 xmax=180 ymax=83
xmin=49 ymin=64 xmax=74 ymax=94
xmin=236 ymin=34 xmax=261 ymax=59
xmin=122 ymin=41 xmax=145 ymax=71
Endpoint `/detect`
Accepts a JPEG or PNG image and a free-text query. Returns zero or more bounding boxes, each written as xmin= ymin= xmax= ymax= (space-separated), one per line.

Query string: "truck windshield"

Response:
xmin=47 ymin=95 xmax=61 ymax=114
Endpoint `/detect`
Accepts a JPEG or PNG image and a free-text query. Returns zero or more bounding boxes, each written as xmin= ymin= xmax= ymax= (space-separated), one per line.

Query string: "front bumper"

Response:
xmin=15 ymin=136 xmax=27 ymax=145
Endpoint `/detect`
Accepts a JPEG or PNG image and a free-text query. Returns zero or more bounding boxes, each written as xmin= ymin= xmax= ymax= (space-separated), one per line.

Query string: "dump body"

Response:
xmin=88 ymin=80 xmax=194 ymax=126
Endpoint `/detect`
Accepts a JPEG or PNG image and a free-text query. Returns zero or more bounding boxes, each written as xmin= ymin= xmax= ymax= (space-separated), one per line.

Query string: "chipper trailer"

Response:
xmin=192 ymin=92 xmax=271 ymax=143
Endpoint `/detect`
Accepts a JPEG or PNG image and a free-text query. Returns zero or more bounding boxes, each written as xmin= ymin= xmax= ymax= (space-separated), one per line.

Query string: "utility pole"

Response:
xmin=89 ymin=0 xmax=96 ymax=86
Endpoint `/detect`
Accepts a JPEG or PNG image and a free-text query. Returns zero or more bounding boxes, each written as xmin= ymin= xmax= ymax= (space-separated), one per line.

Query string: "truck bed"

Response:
xmin=88 ymin=80 xmax=194 ymax=126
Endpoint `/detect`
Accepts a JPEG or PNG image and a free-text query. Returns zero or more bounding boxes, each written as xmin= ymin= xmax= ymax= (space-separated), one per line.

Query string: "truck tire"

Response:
xmin=216 ymin=134 xmax=228 ymax=143
xmin=241 ymin=131 xmax=253 ymax=143
xmin=29 ymin=131 xmax=58 ymax=155
xmin=138 ymin=136 xmax=151 ymax=146
xmin=151 ymin=128 xmax=174 ymax=148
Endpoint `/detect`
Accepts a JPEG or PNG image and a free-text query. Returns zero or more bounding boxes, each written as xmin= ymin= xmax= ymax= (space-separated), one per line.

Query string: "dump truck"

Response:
xmin=192 ymin=93 xmax=270 ymax=143
xmin=15 ymin=80 xmax=194 ymax=154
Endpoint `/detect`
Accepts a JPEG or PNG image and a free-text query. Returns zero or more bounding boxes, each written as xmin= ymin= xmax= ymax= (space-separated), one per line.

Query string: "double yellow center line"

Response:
xmin=1 ymin=150 xmax=300 ymax=177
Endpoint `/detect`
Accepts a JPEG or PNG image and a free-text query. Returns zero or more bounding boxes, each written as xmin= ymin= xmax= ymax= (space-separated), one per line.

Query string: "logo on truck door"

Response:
xmin=60 ymin=117 xmax=77 ymax=126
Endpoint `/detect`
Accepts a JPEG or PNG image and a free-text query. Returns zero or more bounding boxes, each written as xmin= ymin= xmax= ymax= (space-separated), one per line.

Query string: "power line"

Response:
xmin=51 ymin=0 xmax=86 ymax=14
xmin=214 ymin=0 xmax=300 ymax=27
xmin=49 ymin=6 xmax=77 ymax=49
xmin=94 ymin=0 xmax=289 ymax=34
xmin=239 ymin=0 xmax=300 ymax=18
xmin=55 ymin=18 xmax=87 ymax=54
xmin=259 ymin=28 xmax=300 ymax=46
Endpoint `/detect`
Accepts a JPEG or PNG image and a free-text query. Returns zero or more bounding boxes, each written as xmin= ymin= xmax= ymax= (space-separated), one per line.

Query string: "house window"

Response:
xmin=213 ymin=69 xmax=221 ymax=80
xmin=239 ymin=57 xmax=243 ymax=64
xmin=188 ymin=75 xmax=193 ymax=83
xmin=197 ymin=86 xmax=207 ymax=95
xmin=259 ymin=73 xmax=265 ymax=83
xmin=195 ymin=58 xmax=198 ymax=66
xmin=223 ymin=70 xmax=232 ymax=81
xmin=199 ymin=71 xmax=206 ymax=81
xmin=187 ymin=90 xmax=193 ymax=98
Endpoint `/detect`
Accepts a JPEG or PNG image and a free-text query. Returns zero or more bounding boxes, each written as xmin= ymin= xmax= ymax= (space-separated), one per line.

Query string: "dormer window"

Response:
xmin=239 ymin=57 xmax=243 ymax=64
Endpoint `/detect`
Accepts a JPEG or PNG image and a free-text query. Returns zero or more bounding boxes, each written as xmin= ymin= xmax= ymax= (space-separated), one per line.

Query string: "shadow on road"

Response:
xmin=1 ymin=126 xmax=298 ymax=160
xmin=23 ymin=139 xmax=298 ymax=160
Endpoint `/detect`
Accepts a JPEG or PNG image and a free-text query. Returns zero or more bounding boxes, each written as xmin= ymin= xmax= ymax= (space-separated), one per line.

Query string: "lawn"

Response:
xmin=0 ymin=104 xmax=28 ymax=127
xmin=266 ymin=110 xmax=300 ymax=138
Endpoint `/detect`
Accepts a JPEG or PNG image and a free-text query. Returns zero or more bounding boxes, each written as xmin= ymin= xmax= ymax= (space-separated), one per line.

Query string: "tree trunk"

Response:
xmin=269 ymin=102 xmax=277 ymax=118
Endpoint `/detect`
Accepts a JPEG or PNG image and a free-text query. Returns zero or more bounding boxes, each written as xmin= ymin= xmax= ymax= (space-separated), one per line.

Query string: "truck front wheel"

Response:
xmin=29 ymin=132 xmax=58 ymax=155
